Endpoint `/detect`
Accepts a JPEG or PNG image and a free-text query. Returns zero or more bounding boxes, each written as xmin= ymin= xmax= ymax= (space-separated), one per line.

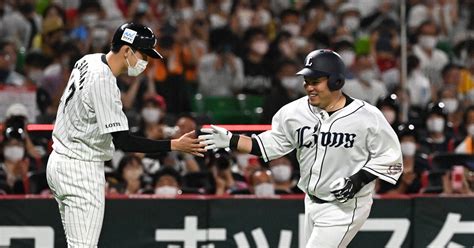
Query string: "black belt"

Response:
xmin=308 ymin=194 xmax=329 ymax=204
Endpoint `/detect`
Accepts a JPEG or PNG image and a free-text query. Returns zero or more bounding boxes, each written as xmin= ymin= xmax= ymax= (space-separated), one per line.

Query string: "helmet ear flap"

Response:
xmin=327 ymin=75 xmax=345 ymax=91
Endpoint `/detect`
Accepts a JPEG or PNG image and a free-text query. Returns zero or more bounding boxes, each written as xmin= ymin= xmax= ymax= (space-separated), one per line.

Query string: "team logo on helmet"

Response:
xmin=305 ymin=57 xmax=313 ymax=67
xmin=121 ymin=28 xmax=137 ymax=44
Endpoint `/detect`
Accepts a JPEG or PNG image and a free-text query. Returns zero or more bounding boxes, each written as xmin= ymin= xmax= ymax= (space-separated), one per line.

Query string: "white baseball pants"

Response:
xmin=47 ymin=151 xmax=106 ymax=248
xmin=303 ymin=194 xmax=373 ymax=248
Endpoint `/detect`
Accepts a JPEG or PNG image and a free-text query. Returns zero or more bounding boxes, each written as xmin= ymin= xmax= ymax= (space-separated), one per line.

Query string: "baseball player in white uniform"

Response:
xmin=46 ymin=23 xmax=206 ymax=248
xmin=199 ymin=50 xmax=403 ymax=247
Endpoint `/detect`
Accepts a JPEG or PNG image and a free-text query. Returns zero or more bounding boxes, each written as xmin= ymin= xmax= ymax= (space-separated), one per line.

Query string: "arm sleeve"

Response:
xmin=254 ymin=108 xmax=295 ymax=162
xmin=112 ymin=131 xmax=170 ymax=153
xmin=362 ymin=110 xmax=403 ymax=185
xmin=89 ymin=72 xmax=129 ymax=134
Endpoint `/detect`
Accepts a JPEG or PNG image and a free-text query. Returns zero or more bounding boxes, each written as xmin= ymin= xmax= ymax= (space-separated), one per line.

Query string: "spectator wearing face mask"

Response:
xmin=240 ymin=28 xmax=272 ymax=95
xmin=153 ymin=167 xmax=182 ymax=196
xmin=139 ymin=95 xmax=167 ymax=129
xmin=249 ymin=168 xmax=276 ymax=197
xmin=4 ymin=103 xmax=43 ymax=162
xmin=412 ymin=21 xmax=449 ymax=87
xmin=438 ymin=85 xmax=464 ymax=140
xmin=0 ymin=126 xmax=30 ymax=194
xmin=266 ymin=31 xmax=298 ymax=62
xmin=376 ymin=94 xmax=400 ymax=131
xmin=115 ymin=154 xmax=148 ymax=194
xmin=406 ymin=54 xmax=432 ymax=109
xmin=279 ymin=9 xmax=310 ymax=57
xmin=336 ymin=3 xmax=362 ymax=38
xmin=269 ymin=156 xmax=295 ymax=194
xmin=0 ymin=40 xmax=26 ymax=86
xmin=333 ymin=38 xmax=356 ymax=79
xmin=378 ymin=123 xmax=428 ymax=194
xmin=343 ymin=53 xmax=387 ymax=105
xmin=261 ymin=59 xmax=303 ymax=124
xmin=419 ymin=102 xmax=456 ymax=158
xmin=455 ymin=105 xmax=474 ymax=154
xmin=197 ymin=27 xmax=244 ymax=96
xmin=232 ymin=167 xmax=276 ymax=197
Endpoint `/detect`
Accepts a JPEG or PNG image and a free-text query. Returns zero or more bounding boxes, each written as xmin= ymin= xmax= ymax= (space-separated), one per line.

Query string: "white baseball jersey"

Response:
xmin=255 ymin=96 xmax=403 ymax=201
xmin=52 ymin=53 xmax=129 ymax=161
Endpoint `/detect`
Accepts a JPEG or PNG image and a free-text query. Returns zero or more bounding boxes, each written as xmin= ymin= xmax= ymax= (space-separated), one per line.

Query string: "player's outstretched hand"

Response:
xmin=171 ymin=131 xmax=207 ymax=157
xmin=198 ymin=125 xmax=232 ymax=150
xmin=330 ymin=177 xmax=356 ymax=203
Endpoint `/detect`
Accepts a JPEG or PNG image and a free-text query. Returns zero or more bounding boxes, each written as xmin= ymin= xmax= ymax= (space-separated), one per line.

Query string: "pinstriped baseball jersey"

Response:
xmin=52 ymin=53 xmax=129 ymax=162
xmin=254 ymin=96 xmax=403 ymax=201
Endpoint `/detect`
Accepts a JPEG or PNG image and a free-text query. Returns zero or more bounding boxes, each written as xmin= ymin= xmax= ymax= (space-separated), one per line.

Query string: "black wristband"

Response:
xmin=229 ymin=134 xmax=240 ymax=150
xmin=349 ymin=169 xmax=377 ymax=192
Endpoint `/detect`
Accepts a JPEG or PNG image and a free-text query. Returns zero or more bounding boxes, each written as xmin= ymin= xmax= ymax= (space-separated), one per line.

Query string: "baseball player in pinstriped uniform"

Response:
xmin=46 ymin=23 xmax=206 ymax=248
xmin=199 ymin=50 xmax=403 ymax=247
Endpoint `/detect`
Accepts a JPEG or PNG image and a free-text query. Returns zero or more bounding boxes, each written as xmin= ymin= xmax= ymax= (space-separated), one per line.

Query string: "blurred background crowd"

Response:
xmin=0 ymin=0 xmax=473 ymax=197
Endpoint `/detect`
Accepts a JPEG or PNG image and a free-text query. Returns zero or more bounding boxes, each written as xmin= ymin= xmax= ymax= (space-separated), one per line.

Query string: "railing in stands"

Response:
xmin=0 ymin=193 xmax=452 ymax=200
xmin=0 ymin=124 xmax=272 ymax=132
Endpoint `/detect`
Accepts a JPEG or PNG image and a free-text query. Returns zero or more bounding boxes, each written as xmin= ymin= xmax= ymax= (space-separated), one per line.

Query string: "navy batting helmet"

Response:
xmin=296 ymin=49 xmax=346 ymax=91
xmin=111 ymin=23 xmax=162 ymax=59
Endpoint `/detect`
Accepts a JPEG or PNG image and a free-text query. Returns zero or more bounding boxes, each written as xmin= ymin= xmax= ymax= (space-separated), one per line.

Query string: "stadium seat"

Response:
xmin=191 ymin=94 xmax=264 ymax=124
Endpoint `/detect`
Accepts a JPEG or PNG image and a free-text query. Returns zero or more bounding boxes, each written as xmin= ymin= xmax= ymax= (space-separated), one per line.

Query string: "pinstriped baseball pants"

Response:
xmin=47 ymin=151 xmax=105 ymax=248
xmin=303 ymin=194 xmax=372 ymax=248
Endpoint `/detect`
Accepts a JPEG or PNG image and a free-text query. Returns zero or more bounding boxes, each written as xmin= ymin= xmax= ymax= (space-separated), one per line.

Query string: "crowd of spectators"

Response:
xmin=0 ymin=0 xmax=473 ymax=196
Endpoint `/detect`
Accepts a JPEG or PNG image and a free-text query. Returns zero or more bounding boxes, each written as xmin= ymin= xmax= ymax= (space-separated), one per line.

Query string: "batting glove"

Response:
xmin=199 ymin=125 xmax=232 ymax=150
xmin=330 ymin=177 xmax=356 ymax=203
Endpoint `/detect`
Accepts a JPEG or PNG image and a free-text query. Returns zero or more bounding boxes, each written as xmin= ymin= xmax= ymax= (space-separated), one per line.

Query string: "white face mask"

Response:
xmin=254 ymin=182 xmax=275 ymax=196
xmin=220 ymin=0 xmax=232 ymax=14
xmin=281 ymin=76 xmax=301 ymax=91
xmin=270 ymin=164 xmax=292 ymax=183
xmin=141 ymin=107 xmax=161 ymax=123
xmin=179 ymin=8 xmax=194 ymax=20
xmin=123 ymin=167 xmax=143 ymax=181
xmin=238 ymin=9 xmax=254 ymax=30
xmin=81 ymin=13 xmax=99 ymax=27
xmin=418 ymin=35 xmax=437 ymax=50
xmin=155 ymin=186 xmax=179 ymax=196
xmin=251 ymin=41 xmax=269 ymax=55
xmin=126 ymin=50 xmax=148 ymax=76
xmin=4 ymin=145 xmax=25 ymax=162
xmin=210 ymin=14 xmax=228 ymax=28
xmin=468 ymin=124 xmax=474 ymax=136
xmin=339 ymin=50 xmax=355 ymax=67
xmin=343 ymin=16 xmax=360 ymax=31
xmin=28 ymin=70 xmax=43 ymax=84
xmin=236 ymin=153 xmax=251 ymax=169
xmin=258 ymin=9 xmax=271 ymax=26
xmin=427 ymin=118 xmax=445 ymax=133
xmin=382 ymin=110 xmax=396 ymax=124
xmin=401 ymin=141 xmax=416 ymax=157
xmin=359 ymin=69 xmax=376 ymax=83
xmin=441 ymin=98 xmax=458 ymax=114
xmin=282 ymin=23 xmax=300 ymax=36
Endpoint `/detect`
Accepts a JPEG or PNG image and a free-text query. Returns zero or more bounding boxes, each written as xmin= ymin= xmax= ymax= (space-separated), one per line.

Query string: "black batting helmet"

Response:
xmin=111 ymin=23 xmax=162 ymax=59
xmin=296 ymin=49 xmax=346 ymax=91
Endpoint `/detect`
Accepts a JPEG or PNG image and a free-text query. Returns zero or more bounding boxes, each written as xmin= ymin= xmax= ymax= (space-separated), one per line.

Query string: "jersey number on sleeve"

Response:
xmin=63 ymin=72 xmax=76 ymax=113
